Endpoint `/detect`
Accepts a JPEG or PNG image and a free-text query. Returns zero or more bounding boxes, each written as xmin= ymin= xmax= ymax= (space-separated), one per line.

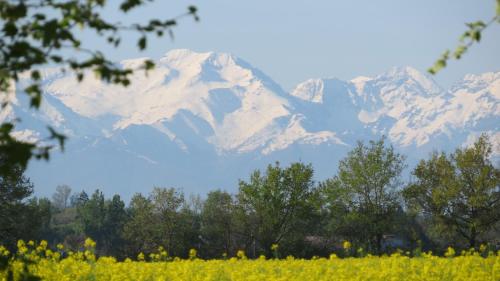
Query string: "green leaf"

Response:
xmin=144 ymin=60 xmax=155 ymax=71
xmin=30 ymin=70 xmax=41 ymax=81
xmin=120 ymin=0 xmax=143 ymax=12
xmin=453 ymin=45 xmax=467 ymax=59
xmin=138 ymin=36 xmax=146 ymax=50
xmin=51 ymin=55 xmax=62 ymax=63
xmin=3 ymin=22 xmax=18 ymax=36
xmin=24 ymin=85 xmax=42 ymax=108
xmin=471 ymin=30 xmax=481 ymax=42
xmin=188 ymin=6 xmax=199 ymax=21
xmin=47 ymin=126 xmax=67 ymax=151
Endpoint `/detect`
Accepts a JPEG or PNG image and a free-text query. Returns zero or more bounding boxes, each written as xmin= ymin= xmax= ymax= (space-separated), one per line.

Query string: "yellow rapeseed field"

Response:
xmin=1 ymin=239 xmax=499 ymax=281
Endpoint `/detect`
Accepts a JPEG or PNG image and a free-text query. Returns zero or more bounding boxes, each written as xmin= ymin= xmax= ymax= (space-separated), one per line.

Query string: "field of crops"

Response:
xmin=1 ymin=240 xmax=499 ymax=281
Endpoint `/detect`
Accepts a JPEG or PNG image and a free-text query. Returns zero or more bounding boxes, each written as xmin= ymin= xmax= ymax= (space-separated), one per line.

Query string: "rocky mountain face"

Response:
xmin=3 ymin=49 xmax=499 ymax=199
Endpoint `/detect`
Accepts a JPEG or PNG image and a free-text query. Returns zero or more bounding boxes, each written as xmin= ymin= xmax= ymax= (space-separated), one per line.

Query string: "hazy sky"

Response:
xmin=84 ymin=0 xmax=500 ymax=90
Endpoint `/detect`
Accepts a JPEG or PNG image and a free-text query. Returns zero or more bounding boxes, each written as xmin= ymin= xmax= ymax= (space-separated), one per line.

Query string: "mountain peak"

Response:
xmin=385 ymin=65 xmax=420 ymax=75
xmin=290 ymin=78 xmax=325 ymax=103
xmin=159 ymin=49 xmax=213 ymax=65
xmin=462 ymin=71 xmax=500 ymax=84
xmin=377 ymin=66 xmax=441 ymax=95
xmin=159 ymin=49 xmax=238 ymax=67
xmin=162 ymin=48 xmax=206 ymax=58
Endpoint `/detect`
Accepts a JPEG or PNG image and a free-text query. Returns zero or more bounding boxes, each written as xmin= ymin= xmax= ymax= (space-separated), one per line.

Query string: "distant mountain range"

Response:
xmin=3 ymin=49 xmax=499 ymax=199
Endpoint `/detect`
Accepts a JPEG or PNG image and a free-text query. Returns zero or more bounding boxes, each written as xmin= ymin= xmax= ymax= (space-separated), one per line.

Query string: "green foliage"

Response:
xmin=200 ymin=190 xmax=236 ymax=257
xmin=122 ymin=188 xmax=201 ymax=258
xmin=403 ymin=135 xmax=500 ymax=248
xmin=0 ymin=156 xmax=35 ymax=248
xmin=237 ymin=162 xmax=318 ymax=257
xmin=321 ymin=137 xmax=406 ymax=253
xmin=76 ymin=190 xmax=128 ymax=256
xmin=1 ymin=142 xmax=498 ymax=258
xmin=429 ymin=3 xmax=500 ymax=74
xmin=0 ymin=0 xmax=199 ymax=176
xmin=123 ymin=193 xmax=156 ymax=255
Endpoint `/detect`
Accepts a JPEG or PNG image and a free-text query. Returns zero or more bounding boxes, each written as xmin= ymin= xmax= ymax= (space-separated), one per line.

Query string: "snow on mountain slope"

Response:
xmin=291 ymin=66 xmax=499 ymax=149
xmin=19 ymin=49 xmax=341 ymax=156
xmin=7 ymin=49 xmax=499 ymax=198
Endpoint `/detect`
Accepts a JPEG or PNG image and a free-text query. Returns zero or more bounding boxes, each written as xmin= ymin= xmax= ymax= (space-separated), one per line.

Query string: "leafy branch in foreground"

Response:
xmin=428 ymin=0 xmax=500 ymax=74
xmin=0 ymin=0 xmax=199 ymax=174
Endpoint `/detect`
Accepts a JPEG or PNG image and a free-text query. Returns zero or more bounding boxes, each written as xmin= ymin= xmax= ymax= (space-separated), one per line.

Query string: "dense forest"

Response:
xmin=1 ymin=136 xmax=499 ymax=260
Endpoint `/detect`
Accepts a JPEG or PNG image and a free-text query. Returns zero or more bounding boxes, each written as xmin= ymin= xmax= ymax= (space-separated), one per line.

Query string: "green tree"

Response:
xmin=123 ymin=188 xmax=194 ymax=257
xmin=149 ymin=187 xmax=185 ymax=256
xmin=75 ymin=190 xmax=130 ymax=255
xmin=322 ymin=138 xmax=406 ymax=253
xmin=0 ymin=157 xmax=34 ymax=248
xmin=0 ymin=0 xmax=198 ymax=176
xmin=176 ymin=201 xmax=202 ymax=258
xmin=76 ymin=189 xmax=106 ymax=249
xmin=403 ymin=135 xmax=500 ymax=248
xmin=49 ymin=202 xmax=80 ymax=248
xmin=20 ymin=197 xmax=54 ymax=243
xmin=102 ymin=194 xmax=127 ymax=257
xmin=200 ymin=190 xmax=236 ymax=258
xmin=237 ymin=162 xmax=317 ymax=257
xmin=123 ymin=193 xmax=156 ymax=255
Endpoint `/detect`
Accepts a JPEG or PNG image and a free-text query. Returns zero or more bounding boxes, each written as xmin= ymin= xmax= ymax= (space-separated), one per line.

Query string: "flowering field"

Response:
xmin=1 ymin=240 xmax=499 ymax=281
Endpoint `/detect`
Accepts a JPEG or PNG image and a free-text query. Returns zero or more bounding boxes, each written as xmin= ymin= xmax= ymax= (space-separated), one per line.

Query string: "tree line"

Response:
xmin=1 ymin=135 xmax=498 ymax=259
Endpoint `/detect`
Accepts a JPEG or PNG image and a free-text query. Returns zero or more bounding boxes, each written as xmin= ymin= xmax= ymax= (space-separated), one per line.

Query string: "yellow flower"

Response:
xmin=445 ymin=247 xmax=455 ymax=258
xmin=189 ymin=248 xmax=197 ymax=259
xmin=1 ymin=239 xmax=499 ymax=280
xmin=0 ymin=246 xmax=10 ymax=256
xmin=343 ymin=240 xmax=352 ymax=250
xmin=479 ymin=244 xmax=487 ymax=253
xmin=84 ymin=238 xmax=96 ymax=249
xmin=236 ymin=250 xmax=246 ymax=259
xmin=271 ymin=244 xmax=279 ymax=251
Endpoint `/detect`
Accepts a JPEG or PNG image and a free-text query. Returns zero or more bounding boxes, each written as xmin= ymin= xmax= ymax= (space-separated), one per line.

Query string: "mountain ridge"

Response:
xmin=3 ymin=49 xmax=498 ymax=199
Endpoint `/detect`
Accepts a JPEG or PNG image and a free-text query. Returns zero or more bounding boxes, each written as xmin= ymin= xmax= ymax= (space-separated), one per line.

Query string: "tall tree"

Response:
xmin=123 ymin=193 xmax=156 ymax=255
xmin=76 ymin=189 xmax=106 ymax=249
xmin=149 ymin=187 xmax=185 ymax=256
xmin=237 ymin=162 xmax=317 ymax=257
xmin=102 ymin=195 xmax=127 ymax=257
xmin=176 ymin=202 xmax=202 ymax=258
xmin=200 ymin=190 xmax=236 ymax=257
xmin=403 ymin=135 xmax=500 ymax=248
xmin=52 ymin=184 xmax=72 ymax=210
xmin=0 ymin=157 xmax=34 ymax=248
xmin=22 ymin=197 xmax=54 ymax=242
xmin=322 ymin=137 xmax=406 ymax=253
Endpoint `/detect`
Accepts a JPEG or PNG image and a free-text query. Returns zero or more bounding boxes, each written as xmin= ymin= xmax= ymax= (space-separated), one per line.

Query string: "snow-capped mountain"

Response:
xmin=5 ymin=49 xmax=499 ymax=199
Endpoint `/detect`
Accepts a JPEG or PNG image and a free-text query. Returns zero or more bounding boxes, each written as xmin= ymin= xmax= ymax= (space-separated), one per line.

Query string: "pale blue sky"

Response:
xmin=84 ymin=0 xmax=499 ymax=90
